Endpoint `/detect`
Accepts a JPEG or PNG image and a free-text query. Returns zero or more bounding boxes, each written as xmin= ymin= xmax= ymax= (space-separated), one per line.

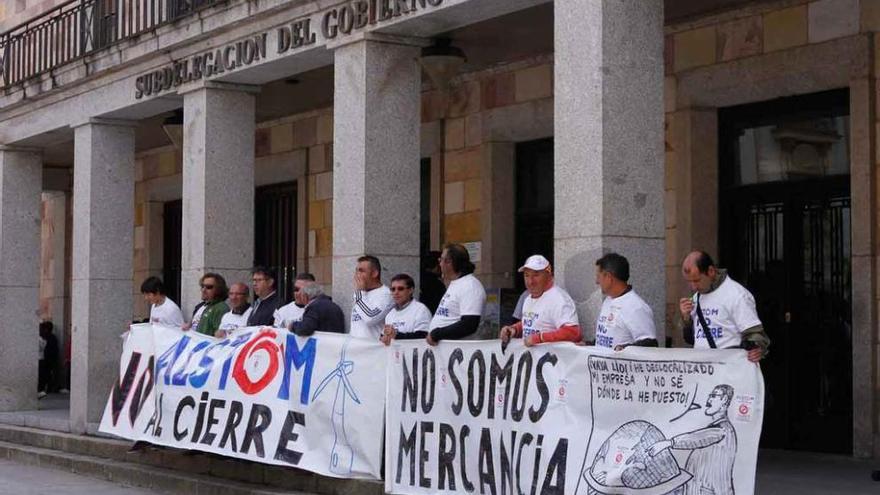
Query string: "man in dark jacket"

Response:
xmin=290 ymin=282 xmax=345 ymax=336
xmin=247 ymin=266 xmax=281 ymax=327
xmin=419 ymin=251 xmax=445 ymax=314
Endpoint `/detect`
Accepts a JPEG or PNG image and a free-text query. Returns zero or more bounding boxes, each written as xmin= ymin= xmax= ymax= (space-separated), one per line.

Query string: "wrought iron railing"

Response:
xmin=0 ymin=0 xmax=223 ymax=89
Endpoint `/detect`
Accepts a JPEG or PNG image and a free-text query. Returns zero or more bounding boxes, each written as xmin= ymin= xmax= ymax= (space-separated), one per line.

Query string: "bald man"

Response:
xmin=216 ymin=282 xmax=252 ymax=338
xmin=678 ymin=251 xmax=769 ymax=362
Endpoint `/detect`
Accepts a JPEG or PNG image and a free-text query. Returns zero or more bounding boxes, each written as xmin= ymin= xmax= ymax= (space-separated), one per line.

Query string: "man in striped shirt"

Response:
xmin=349 ymin=255 xmax=393 ymax=340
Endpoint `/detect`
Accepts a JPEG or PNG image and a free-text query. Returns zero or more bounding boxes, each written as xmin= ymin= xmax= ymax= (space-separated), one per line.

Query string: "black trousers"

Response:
xmin=38 ymin=359 xmax=51 ymax=393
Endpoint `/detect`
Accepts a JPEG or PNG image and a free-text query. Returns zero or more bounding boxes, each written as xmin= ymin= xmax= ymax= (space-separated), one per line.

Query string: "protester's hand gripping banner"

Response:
xmin=385 ymin=341 xmax=764 ymax=495
xmin=99 ymin=324 xmax=386 ymax=479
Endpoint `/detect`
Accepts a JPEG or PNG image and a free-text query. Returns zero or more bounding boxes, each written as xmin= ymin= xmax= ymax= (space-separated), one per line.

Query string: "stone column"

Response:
xmin=70 ymin=120 xmax=135 ymax=433
xmin=849 ymin=77 xmax=876 ymax=458
xmin=666 ymin=108 xmax=718 ymax=346
xmin=331 ymin=39 xmax=421 ymax=321
xmin=554 ymin=1 xmax=666 ymax=340
xmin=480 ymin=142 xmax=516 ymax=289
xmin=0 ymin=147 xmax=42 ymax=411
xmin=180 ymin=83 xmax=257 ymax=318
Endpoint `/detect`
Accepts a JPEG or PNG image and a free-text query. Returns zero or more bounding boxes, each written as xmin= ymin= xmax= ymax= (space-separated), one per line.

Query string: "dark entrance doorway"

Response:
xmin=163 ymin=185 xmax=298 ymax=308
xmin=254 ymin=182 xmax=298 ymax=304
xmin=514 ymin=138 xmax=554 ymax=292
xmin=162 ymin=200 xmax=183 ymax=306
xmin=719 ymin=89 xmax=852 ymax=454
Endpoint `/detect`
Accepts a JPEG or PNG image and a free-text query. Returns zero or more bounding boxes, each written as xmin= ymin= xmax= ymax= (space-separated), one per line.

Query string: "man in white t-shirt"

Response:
xmin=381 ymin=273 xmax=432 ymax=345
xmin=217 ymin=283 xmax=252 ymax=338
xmin=429 ymin=244 xmax=486 ymax=344
xmin=349 ymin=255 xmax=393 ymax=340
xmin=593 ymin=252 xmax=657 ymax=350
xmin=678 ymin=251 xmax=769 ymax=362
xmin=500 ymin=255 xmax=581 ymax=346
xmin=140 ymin=276 xmax=184 ymax=328
xmin=274 ymin=273 xmax=316 ymax=328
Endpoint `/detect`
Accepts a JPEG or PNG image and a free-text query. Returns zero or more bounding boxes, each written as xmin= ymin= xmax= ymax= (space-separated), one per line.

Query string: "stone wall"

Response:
xmin=664 ymin=0 xmax=880 ymax=456
xmin=429 ymin=61 xmax=552 ymax=244
xmin=422 ymin=56 xmax=554 ymax=287
xmin=255 ymin=109 xmax=334 ymax=294
xmin=38 ymin=190 xmax=69 ymax=360
xmin=132 ymin=147 xmax=181 ymax=320
xmin=131 ymin=108 xmax=333 ymax=318
xmin=0 ymin=0 xmax=68 ymax=32
xmin=664 ymin=0 xmax=880 ymax=343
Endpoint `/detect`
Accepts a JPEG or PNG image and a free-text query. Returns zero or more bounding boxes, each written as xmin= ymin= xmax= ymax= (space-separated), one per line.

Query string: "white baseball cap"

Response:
xmin=518 ymin=254 xmax=551 ymax=272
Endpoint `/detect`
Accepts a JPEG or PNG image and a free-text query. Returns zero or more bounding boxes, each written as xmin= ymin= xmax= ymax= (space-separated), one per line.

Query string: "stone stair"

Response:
xmin=0 ymin=423 xmax=384 ymax=494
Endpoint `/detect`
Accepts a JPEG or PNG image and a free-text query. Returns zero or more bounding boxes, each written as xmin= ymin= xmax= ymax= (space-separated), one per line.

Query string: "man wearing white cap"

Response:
xmin=594 ymin=252 xmax=658 ymax=350
xmin=500 ymin=255 xmax=581 ymax=346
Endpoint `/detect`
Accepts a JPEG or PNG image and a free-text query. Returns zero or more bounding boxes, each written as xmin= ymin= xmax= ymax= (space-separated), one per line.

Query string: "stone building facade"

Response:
xmin=0 ymin=0 xmax=877 ymax=459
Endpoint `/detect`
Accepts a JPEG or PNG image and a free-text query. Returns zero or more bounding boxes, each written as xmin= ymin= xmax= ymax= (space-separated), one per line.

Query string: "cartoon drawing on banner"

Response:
xmin=583 ymin=384 xmax=738 ymax=495
xmin=312 ymin=338 xmax=361 ymax=475
xmin=584 ymin=420 xmax=691 ymax=495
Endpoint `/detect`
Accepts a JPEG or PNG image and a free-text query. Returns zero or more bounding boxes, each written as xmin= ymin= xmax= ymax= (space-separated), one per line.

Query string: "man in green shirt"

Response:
xmin=185 ymin=273 xmax=229 ymax=336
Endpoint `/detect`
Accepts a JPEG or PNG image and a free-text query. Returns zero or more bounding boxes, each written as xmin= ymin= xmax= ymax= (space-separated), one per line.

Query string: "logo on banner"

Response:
xmin=736 ymin=394 xmax=755 ymax=422
xmin=556 ymin=378 xmax=569 ymax=404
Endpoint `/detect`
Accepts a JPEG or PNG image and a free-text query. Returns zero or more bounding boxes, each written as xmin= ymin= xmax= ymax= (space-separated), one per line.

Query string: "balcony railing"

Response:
xmin=0 ymin=0 xmax=224 ymax=89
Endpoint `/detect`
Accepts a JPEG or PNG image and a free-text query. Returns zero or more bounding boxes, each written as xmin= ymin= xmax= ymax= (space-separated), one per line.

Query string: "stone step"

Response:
xmin=0 ymin=439 xmax=301 ymax=495
xmin=0 ymin=424 xmax=384 ymax=495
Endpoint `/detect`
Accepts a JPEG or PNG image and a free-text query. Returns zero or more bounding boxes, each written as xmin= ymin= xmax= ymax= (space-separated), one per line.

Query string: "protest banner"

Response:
xmin=99 ymin=323 xmax=387 ymax=479
xmin=385 ymin=341 xmax=764 ymax=495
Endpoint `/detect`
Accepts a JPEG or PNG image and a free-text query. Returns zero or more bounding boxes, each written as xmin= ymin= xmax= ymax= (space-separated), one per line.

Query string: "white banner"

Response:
xmin=385 ymin=341 xmax=764 ymax=495
xmin=99 ymin=324 xmax=386 ymax=479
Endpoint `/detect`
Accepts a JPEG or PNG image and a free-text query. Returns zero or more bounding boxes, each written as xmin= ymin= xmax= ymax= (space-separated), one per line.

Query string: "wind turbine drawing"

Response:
xmin=311 ymin=338 xmax=361 ymax=475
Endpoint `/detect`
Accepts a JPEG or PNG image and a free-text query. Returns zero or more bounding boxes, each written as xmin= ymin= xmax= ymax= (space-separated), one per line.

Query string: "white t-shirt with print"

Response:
xmin=385 ymin=300 xmax=432 ymax=336
xmin=350 ymin=285 xmax=394 ymax=340
xmin=689 ymin=276 xmax=762 ymax=349
xmin=521 ymin=285 xmax=579 ymax=339
xmin=595 ymin=290 xmax=656 ymax=348
xmin=219 ymin=307 xmax=253 ymax=333
xmin=430 ymin=274 xmax=486 ymax=330
xmin=150 ymin=298 xmax=185 ymax=328
xmin=274 ymin=302 xmax=305 ymax=328
xmin=190 ymin=304 xmax=207 ymax=334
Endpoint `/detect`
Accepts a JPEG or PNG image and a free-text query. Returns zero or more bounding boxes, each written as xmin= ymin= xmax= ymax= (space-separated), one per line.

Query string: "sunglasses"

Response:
xmin=200 ymin=284 xmax=215 ymax=290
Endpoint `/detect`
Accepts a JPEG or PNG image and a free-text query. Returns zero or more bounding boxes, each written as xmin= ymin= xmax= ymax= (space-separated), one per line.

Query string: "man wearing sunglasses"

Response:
xmin=648 ymin=384 xmax=737 ymax=495
xmin=185 ymin=273 xmax=229 ymax=336
xmin=274 ymin=272 xmax=316 ymax=328
xmin=380 ymin=274 xmax=432 ymax=345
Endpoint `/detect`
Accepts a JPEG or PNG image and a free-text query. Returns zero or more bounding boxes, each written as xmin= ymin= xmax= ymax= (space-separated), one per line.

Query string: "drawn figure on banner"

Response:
xmin=584 ymin=420 xmax=690 ymax=495
xmin=312 ymin=338 xmax=361 ymax=475
xmin=582 ymin=384 xmax=738 ymax=495
xmin=648 ymin=384 xmax=738 ymax=495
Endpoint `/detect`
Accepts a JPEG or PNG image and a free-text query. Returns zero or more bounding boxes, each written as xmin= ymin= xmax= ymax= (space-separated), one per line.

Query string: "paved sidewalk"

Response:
xmin=1 ymin=441 xmax=879 ymax=494
xmin=0 ymin=459 xmax=157 ymax=495
xmin=756 ymin=449 xmax=879 ymax=494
